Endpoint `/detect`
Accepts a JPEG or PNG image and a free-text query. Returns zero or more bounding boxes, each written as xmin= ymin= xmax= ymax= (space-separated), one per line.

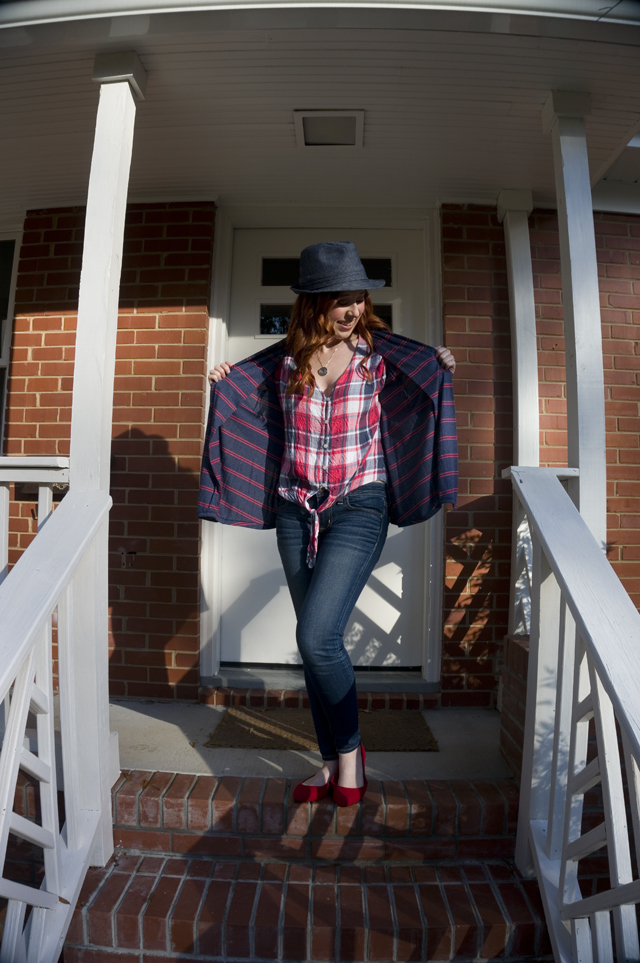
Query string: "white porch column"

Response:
xmin=62 ymin=52 xmax=146 ymax=865
xmin=497 ymin=190 xmax=539 ymax=469
xmin=498 ymin=190 xmax=538 ymax=638
xmin=542 ymin=90 xmax=607 ymax=547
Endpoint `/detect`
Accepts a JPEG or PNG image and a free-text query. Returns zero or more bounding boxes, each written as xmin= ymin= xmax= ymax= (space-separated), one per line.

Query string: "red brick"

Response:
xmin=383 ymin=781 xmax=409 ymax=834
xmin=254 ymin=882 xmax=283 ymax=958
xmin=340 ymin=878 xmax=366 ymax=960
xmin=366 ymin=884 xmax=395 ymax=960
xmin=115 ymin=770 xmax=152 ymax=825
xmin=361 ymin=780 xmax=385 ymax=835
xmin=405 ymin=780 xmax=434 ymax=835
xmin=443 ymin=882 xmax=478 ymax=958
xmin=88 ymin=871 xmax=130 ymax=946
xmin=211 ymin=776 xmax=241 ymax=831
xmin=282 ymin=882 xmax=309 ymax=960
xmin=115 ymin=872 xmax=156 ymax=948
xmin=469 ymin=883 xmax=509 ymax=958
xmin=142 ymin=873 xmax=181 ymax=951
xmin=262 ymin=778 xmax=287 ymax=834
xmin=197 ymin=879 xmax=232 ymax=957
xmin=393 ymin=884 xmax=424 ymax=961
xmin=237 ymin=777 xmax=264 ymax=833
xmin=187 ymin=775 xmax=217 ymax=831
xmin=417 ymin=884 xmax=452 ymax=960
xmin=312 ymin=884 xmax=336 ymax=960
xmin=139 ymin=771 xmax=174 ymax=827
xmin=162 ymin=773 xmax=196 ymax=829
xmin=225 ymin=880 xmax=258 ymax=958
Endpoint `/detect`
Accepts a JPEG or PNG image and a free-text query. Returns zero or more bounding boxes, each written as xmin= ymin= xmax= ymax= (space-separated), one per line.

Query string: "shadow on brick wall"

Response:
xmin=108 ymin=428 xmax=201 ymax=701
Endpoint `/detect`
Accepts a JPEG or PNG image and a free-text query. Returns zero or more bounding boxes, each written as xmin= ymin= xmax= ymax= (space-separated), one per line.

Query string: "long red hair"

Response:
xmin=285 ymin=292 xmax=389 ymax=395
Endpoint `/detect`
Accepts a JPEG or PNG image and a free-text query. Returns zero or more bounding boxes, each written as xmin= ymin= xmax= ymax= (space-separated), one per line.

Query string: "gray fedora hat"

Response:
xmin=291 ymin=241 xmax=386 ymax=294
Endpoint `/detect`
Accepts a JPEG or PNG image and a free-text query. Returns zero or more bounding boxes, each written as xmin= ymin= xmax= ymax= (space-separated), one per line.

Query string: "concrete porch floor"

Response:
xmin=109 ymin=700 xmax=512 ymax=781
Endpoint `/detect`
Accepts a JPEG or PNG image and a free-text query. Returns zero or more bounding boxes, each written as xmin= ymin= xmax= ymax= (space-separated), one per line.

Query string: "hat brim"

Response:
xmin=290 ymin=277 xmax=386 ymax=294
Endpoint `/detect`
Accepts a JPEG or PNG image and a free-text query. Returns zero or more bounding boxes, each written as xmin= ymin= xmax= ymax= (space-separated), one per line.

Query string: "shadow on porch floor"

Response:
xmin=109 ymin=702 xmax=512 ymax=781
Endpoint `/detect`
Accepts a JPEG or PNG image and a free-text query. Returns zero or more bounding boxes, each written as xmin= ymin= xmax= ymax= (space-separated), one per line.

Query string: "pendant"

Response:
xmin=317 ymin=366 xmax=328 ymax=376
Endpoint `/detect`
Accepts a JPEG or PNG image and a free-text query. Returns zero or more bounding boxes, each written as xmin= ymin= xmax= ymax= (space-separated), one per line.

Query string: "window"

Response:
xmin=0 ymin=239 xmax=17 ymax=446
xmin=259 ymin=256 xmax=394 ymax=335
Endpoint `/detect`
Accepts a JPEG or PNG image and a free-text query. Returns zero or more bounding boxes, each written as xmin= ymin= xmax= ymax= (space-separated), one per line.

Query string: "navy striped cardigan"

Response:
xmin=198 ymin=330 xmax=458 ymax=529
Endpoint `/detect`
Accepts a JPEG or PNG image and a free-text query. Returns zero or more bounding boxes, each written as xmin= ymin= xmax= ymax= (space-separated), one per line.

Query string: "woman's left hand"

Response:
xmin=435 ymin=345 xmax=456 ymax=374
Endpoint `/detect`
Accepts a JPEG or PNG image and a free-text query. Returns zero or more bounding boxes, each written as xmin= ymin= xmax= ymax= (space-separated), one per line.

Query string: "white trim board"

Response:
xmin=199 ymin=206 xmax=446 ymax=684
xmin=3 ymin=0 xmax=640 ymax=28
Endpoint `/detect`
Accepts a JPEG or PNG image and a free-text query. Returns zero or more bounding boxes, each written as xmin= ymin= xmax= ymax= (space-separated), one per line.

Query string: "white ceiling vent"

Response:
xmin=294 ymin=110 xmax=364 ymax=149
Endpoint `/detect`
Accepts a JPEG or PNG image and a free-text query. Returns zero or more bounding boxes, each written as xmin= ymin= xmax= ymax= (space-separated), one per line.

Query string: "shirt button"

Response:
xmin=323 ymin=442 xmax=329 ymax=449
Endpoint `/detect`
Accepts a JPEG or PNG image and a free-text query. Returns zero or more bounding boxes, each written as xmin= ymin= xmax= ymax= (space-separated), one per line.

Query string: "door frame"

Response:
xmin=200 ymin=206 xmax=444 ymax=688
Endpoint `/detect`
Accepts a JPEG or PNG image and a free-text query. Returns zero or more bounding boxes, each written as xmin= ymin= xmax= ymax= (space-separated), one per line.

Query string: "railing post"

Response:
xmin=542 ymin=90 xmax=607 ymax=548
xmin=0 ymin=482 xmax=7 ymax=584
xmin=498 ymin=190 xmax=538 ymax=703
xmin=62 ymin=52 xmax=146 ymax=866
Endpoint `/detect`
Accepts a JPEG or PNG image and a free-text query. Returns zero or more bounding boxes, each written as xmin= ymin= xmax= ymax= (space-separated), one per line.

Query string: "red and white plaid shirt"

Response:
xmin=276 ymin=338 xmax=387 ymax=567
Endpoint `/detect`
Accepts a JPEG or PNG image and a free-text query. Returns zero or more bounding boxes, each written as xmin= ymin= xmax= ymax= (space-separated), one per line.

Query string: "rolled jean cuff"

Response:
xmin=336 ymin=734 xmax=362 ymax=756
xmin=321 ymin=753 xmax=339 ymax=762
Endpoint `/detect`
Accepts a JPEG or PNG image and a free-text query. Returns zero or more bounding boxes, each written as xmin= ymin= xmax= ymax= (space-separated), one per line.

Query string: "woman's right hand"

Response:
xmin=208 ymin=362 xmax=231 ymax=385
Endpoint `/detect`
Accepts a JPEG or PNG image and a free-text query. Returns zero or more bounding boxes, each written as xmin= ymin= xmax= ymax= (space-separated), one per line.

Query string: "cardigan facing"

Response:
xmin=197 ymin=329 xmax=458 ymax=529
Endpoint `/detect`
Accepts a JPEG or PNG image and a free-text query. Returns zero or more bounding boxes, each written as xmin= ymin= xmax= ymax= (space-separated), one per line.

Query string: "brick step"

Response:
xmin=63 ymin=853 xmax=553 ymax=962
xmin=199 ymin=688 xmax=439 ymax=710
xmin=112 ymin=772 xmax=519 ymax=863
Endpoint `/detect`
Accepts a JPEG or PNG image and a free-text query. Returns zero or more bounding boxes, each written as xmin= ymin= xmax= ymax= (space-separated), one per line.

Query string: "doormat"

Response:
xmin=205 ymin=707 xmax=438 ymax=752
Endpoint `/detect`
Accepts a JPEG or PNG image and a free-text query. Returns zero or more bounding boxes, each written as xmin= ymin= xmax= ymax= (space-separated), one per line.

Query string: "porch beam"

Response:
xmin=542 ymin=90 xmax=606 ymax=547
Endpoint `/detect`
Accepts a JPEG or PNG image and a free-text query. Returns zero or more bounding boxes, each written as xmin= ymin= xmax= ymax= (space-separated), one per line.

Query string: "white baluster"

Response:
xmin=37 ymin=485 xmax=53 ymax=531
xmin=516 ymin=536 xmax=562 ymax=873
xmin=547 ymin=600 xmax=577 ymax=859
xmin=589 ymin=665 xmax=639 ymax=960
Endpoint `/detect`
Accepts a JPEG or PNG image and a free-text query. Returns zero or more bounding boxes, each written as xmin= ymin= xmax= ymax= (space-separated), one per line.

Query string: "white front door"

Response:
xmin=219 ymin=227 xmax=435 ymax=668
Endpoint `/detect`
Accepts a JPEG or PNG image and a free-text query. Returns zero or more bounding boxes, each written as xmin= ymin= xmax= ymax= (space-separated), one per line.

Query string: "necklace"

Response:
xmin=316 ymin=344 xmax=340 ymax=377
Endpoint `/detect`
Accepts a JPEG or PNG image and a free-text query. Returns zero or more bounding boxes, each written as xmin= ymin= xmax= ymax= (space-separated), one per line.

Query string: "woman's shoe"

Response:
xmin=332 ymin=745 xmax=368 ymax=807
xmin=293 ymin=777 xmax=332 ymax=803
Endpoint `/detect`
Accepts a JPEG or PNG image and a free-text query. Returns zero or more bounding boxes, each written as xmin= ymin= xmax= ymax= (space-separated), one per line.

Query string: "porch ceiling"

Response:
xmin=1 ymin=8 xmax=640 ymax=216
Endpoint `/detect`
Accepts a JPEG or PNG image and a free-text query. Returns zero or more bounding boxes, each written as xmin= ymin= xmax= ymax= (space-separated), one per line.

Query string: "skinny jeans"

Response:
xmin=275 ymin=482 xmax=389 ymax=760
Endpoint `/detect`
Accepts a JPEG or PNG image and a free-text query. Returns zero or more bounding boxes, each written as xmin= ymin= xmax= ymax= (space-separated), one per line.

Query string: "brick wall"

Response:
xmin=530 ymin=209 xmax=640 ymax=609
xmin=4 ymin=202 xmax=215 ymax=700
xmin=441 ymin=205 xmax=513 ymax=708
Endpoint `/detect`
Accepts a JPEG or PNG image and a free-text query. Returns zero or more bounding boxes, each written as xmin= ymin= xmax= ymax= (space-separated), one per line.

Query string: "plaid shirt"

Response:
xmin=276 ymin=339 xmax=387 ymax=566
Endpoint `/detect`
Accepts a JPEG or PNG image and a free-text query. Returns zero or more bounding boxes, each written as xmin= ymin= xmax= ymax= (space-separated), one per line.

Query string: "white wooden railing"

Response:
xmin=508 ymin=466 xmax=640 ymax=963
xmin=0 ymin=459 xmax=112 ymax=962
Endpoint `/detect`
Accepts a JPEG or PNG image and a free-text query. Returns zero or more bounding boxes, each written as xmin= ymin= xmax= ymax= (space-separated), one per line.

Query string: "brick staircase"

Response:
xmin=58 ymin=771 xmax=554 ymax=962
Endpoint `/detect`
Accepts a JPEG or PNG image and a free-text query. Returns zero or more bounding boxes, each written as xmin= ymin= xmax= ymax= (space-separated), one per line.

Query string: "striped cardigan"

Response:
xmin=197 ymin=330 xmax=458 ymax=529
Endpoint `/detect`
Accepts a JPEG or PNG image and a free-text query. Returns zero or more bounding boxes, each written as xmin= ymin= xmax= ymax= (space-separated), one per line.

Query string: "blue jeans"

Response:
xmin=276 ymin=482 xmax=389 ymax=760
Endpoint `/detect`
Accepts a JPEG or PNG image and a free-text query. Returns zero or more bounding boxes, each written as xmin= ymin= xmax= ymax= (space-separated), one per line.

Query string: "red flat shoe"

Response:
xmin=332 ymin=745 xmax=368 ymax=808
xmin=293 ymin=778 xmax=332 ymax=803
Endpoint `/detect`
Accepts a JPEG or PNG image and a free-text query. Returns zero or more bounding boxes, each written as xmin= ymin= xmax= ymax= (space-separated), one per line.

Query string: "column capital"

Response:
xmin=497 ymin=189 xmax=533 ymax=224
xmin=542 ymin=90 xmax=590 ymax=134
xmin=93 ymin=50 xmax=147 ymax=100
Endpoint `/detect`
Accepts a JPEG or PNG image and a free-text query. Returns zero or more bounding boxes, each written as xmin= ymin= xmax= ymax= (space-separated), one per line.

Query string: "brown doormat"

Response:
xmin=205 ymin=707 xmax=438 ymax=752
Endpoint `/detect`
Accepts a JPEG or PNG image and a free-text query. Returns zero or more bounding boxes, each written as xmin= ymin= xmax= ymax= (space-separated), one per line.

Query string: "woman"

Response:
xmin=199 ymin=241 xmax=457 ymax=806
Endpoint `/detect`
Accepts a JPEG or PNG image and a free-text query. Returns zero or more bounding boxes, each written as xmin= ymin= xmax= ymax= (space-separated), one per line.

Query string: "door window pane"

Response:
xmin=261 ymin=256 xmax=392 ymax=288
xmin=373 ymin=304 xmax=393 ymax=329
xmin=260 ymin=304 xmax=292 ymax=335
xmin=262 ymin=259 xmax=299 ymax=287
